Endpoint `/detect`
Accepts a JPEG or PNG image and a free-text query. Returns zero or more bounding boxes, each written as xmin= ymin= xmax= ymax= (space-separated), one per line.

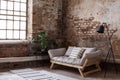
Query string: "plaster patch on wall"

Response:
xmin=102 ymin=0 xmax=120 ymax=38
xmin=33 ymin=1 xmax=46 ymax=7
xmin=63 ymin=0 xmax=120 ymax=39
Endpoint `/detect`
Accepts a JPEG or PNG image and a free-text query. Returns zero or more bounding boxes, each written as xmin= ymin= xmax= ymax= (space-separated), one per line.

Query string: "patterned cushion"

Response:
xmin=52 ymin=56 xmax=82 ymax=65
xmin=52 ymin=56 xmax=67 ymax=62
xmin=69 ymin=47 xmax=81 ymax=58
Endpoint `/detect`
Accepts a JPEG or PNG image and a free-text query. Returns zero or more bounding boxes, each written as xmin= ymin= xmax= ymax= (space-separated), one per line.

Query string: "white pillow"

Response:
xmin=69 ymin=47 xmax=81 ymax=58
xmin=83 ymin=47 xmax=96 ymax=54
xmin=65 ymin=46 xmax=74 ymax=56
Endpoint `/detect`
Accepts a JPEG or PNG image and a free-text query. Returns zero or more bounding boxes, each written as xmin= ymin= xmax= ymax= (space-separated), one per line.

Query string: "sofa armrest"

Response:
xmin=48 ymin=48 xmax=66 ymax=59
xmin=85 ymin=50 xmax=102 ymax=58
xmin=80 ymin=50 xmax=102 ymax=66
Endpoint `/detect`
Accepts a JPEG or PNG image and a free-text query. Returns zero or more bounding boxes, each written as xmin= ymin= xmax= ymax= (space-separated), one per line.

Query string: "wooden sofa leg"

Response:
xmin=83 ymin=64 xmax=101 ymax=76
xmin=50 ymin=62 xmax=54 ymax=69
xmin=78 ymin=68 xmax=84 ymax=77
xmin=96 ymin=64 xmax=101 ymax=71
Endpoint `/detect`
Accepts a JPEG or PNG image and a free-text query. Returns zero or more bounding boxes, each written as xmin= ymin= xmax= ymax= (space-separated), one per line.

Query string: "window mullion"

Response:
xmin=6 ymin=0 xmax=8 ymax=39
xmin=0 ymin=0 xmax=1 ymax=14
xmin=26 ymin=0 xmax=28 ymax=40
xmin=19 ymin=1 xmax=21 ymax=40
xmin=12 ymin=0 xmax=14 ymax=39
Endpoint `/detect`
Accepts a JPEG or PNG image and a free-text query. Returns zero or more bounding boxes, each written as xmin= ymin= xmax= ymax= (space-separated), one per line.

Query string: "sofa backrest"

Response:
xmin=48 ymin=48 xmax=66 ymax=59
xmin=65 ymin=46 xmax=97 ymax=56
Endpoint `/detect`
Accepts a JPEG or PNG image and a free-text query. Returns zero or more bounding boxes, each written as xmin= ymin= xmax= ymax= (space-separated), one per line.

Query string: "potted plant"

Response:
xmin=32 ymin=32 xmax=58 ymax=56
xmin=32 ymin=32 xmax=48 ymax=55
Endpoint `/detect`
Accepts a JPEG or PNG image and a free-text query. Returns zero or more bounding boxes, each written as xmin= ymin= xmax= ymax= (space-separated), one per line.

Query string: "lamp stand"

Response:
xmin=104 ymin=26 xmax=117 ymax=77
xmin=104 ymin=43 xmax=117 ymax=77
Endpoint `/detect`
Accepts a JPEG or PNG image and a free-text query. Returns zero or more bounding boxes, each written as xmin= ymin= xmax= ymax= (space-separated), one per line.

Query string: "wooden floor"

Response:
xmin=0 ymin=63 xmax=120 ymax=80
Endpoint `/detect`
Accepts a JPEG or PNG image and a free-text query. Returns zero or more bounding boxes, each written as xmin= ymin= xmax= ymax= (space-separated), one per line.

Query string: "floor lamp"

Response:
xmin=97 ymin=23 xmax=117 ymax=77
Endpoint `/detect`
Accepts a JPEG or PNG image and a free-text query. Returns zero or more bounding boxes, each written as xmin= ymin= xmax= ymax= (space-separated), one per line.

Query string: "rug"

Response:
xmin=0 ymin=73 xmax=25 ymax=80
xmin=10 ymin=68 xmax=78 ymax=80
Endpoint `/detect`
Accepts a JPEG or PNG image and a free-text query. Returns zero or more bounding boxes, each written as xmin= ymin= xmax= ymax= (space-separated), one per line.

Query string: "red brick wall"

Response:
xmin=0 ymin=43 xmax=28 ymax=57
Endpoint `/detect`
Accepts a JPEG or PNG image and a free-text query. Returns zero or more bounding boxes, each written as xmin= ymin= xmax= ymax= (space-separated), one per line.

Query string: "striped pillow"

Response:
xmin=79 ymin=48 xmax=86 ymax=58
xmin=69 ymin=47 xmax=81 ymax=58
xmin=69 ymin=47 xmax=86 ymax=58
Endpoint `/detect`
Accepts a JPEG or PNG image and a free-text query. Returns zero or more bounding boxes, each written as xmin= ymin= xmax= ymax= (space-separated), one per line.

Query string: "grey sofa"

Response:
xmin=48 ymin=47 xmax=102 ymax=77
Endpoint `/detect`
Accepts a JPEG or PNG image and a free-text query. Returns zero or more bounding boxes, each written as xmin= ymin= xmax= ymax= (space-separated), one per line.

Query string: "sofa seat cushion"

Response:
xmin=52 ymin=56 xmax=82 ymax=65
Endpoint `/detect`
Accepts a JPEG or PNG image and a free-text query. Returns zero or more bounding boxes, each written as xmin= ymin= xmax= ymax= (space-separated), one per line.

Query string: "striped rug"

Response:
xmin=10 ymin=68 xmax=78 ymax=80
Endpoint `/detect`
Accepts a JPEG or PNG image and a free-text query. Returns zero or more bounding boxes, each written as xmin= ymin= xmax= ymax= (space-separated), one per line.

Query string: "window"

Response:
xmin=0 ymin=0 xmax=27 ymax=40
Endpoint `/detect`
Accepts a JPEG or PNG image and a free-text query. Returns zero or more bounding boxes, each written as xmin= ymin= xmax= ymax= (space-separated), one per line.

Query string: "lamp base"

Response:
xmin=104 ymin=47 xmax=117 ymax=77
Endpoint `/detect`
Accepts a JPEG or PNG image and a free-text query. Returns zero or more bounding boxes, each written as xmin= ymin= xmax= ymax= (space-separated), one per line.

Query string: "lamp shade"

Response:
xmin=97 ymin=25 xmax=104 ymax=33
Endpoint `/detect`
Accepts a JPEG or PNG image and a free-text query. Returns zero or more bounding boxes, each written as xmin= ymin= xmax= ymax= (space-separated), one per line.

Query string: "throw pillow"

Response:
xmin=69 ymin=47 xmax=81 ymax=58
xmin=83 ymin=47 xmax=96 ymax=54
xmin=65 ymin=46 xmax=74 ymax=56
xmin=78 ymin=48 xmax=86 ymax=58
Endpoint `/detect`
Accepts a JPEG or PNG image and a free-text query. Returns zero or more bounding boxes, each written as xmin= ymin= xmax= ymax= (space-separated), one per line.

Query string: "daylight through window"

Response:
xmin=0 ymin=0 xmax=27 ymax=40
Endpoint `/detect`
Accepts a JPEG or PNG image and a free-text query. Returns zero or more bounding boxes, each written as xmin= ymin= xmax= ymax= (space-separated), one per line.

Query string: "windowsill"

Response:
xmin=0 ymin=40 xmax=29 ymax=44
xmin=0 ymin=56 xmax=49 ymax=63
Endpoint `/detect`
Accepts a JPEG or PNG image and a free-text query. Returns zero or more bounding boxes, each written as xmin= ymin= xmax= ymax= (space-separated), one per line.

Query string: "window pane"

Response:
xmin=7 ymin=30 xmax=13 ymax=39
xmin=0 ymin=15 xmax=6 ymax=19
xmin=14 ymin=0 xmax=20 ymax=1
xmin=8 ymin=11 xmax=13 ymax=15
xmin=14 ymin=2 xmax=20 ymax=11
xmin=1 ymin=10 xmax=7 ymax=14
xmin=0 ymin=30 xmax=6 ymax=39
xmin=7 ymin=16 xmax=13 ymax=20
xmin=1 ymin=0 xmax=7 ymax=9
xmin=21 ymin=0 xmax=26 ymax=2
xmin=21 ymin=3 xmax=26 ymax=11
xmin=7 ymin=21 xmax=13 ymax=29
xmin=20 ymin=31 xmax=26 ymax=39
xmin=21 ymin=12 xmax=26 ymax=16
xmin=20 ymin=21 xmax=26 ymax=30
xmin=14 ymin=21 xmax=19 ymax=29
xmin=14 ymin=31 xmax=19 ymax=39
xmin=14 ymin=11 xmax=20 ymax=15
xmin=0 ymin=20 xmax=6 ymax=29
xmin=21 ymin=17 xmax=26 ymax=21
xmin=14 ymin=16 xmax=20 ymax=20
xmin=8 ymin=1 xmax=13 ymax=10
